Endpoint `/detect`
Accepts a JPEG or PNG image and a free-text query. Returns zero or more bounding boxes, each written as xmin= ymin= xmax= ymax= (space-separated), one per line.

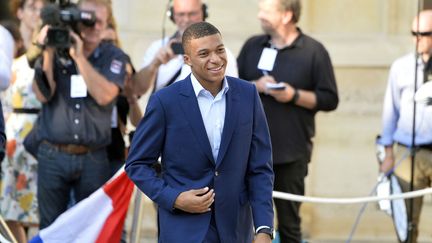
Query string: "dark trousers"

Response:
xmin=203 ymin=209 xmax=220 ymax=243
xmin=37 ymin=142 xmax=110 ymax=229
xmin=273 ymin=161 xmax=308 ymax=243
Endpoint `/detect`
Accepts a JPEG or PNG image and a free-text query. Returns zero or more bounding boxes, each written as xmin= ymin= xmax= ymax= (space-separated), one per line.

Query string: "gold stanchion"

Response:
xmin=129 ymin=186 xmax=144 ymax=243
xmin=0 ymin=215 xmax=17 ymax=243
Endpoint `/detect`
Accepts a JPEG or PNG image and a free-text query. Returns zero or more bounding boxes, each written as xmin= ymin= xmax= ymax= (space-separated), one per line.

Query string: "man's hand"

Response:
xmin=152 ymin=40 xmax=178 ymax=67
xmin=268 ymin=83 xmax=296 ymax=103
xmin=254 ymin=75 xmax=276 ymax=93
xmin=123 ymin=63 xmax=136 ymax=99
xmin=35 ymin=25 xmax=50 ymax=47
xmin=253 ymin=233 xmax=272 ymax=243
xmin=69 ymin=31 xmax=84 ymax=60
xmin=174 ymin=187 xmax=215 ymax=213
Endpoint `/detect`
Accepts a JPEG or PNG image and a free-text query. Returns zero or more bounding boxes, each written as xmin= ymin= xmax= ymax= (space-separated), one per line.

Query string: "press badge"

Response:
xmin=70 ymin=74 xmax=88 ymax=98
xmin=257 ymin=47 xmax=278 ymax=72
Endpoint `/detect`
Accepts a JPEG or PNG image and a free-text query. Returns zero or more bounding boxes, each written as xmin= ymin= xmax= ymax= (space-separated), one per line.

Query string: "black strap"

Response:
xmin=34 ymin=57 xmax=52 ymax=99
xmin=152 ymin=67 xmax=182 ymax=93
xmin=423 ymin=57 xmax=432 ymax=83
xmin=13 ymin=108 xmax=40 ymax=114
xmin=164 ymin=68 xmax=182 ymax=87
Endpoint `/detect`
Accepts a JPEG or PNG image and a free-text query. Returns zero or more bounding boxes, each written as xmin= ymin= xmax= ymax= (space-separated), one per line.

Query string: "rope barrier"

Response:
xmin=272 ymin=187 xmax=432 ymax=204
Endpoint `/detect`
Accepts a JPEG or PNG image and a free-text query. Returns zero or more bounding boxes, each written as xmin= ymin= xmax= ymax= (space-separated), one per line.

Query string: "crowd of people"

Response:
xmin=0 ymin=0 xmax=431 ymax=242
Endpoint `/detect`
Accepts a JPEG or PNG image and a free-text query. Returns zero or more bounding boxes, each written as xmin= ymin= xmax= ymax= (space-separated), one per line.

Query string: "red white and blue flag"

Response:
xmin=29 ymin=170 xmax=134 ymax=243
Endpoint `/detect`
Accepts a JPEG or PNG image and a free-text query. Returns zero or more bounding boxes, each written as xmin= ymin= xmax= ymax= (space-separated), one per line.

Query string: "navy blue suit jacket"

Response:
xmin=126 ymin=75 xmax=274 ymax=243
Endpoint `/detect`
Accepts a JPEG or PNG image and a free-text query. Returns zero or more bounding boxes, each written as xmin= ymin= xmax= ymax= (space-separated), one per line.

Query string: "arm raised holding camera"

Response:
xmin=132 ymin=39 xmax=178 ymax=95
xmin=69 ymin=31 xmax=119 ymax=106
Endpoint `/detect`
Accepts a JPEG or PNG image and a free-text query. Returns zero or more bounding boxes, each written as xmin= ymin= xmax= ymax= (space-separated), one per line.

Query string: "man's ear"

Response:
xmin=184 ymin=54 xmax=192 ymax=66
xmin=282 ymin=10 xmax=294 ymax=25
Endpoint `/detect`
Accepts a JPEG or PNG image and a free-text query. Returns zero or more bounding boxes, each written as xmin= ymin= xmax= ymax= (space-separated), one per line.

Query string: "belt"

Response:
xmin=42 ymin=140 xmax=91 ymax=155
xmin=13 ymin=108 xmax=40 ymax=114
xmin=398 ymin=142 xmax=432 ymax=151
xmin=418 ymin=144 xmax=432 ymax=151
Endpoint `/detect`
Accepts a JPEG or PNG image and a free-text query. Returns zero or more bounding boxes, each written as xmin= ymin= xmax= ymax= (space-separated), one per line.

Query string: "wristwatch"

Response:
xmin=291 ymin=88 xmax=299 ymax=103
xmin=257 ymin=227 xmax=275 ymax=240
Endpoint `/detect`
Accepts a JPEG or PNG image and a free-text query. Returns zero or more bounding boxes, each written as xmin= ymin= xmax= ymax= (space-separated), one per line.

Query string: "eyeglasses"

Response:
xmin=174 ymin=10 xmax=201 ymax=19
xmin=411 ymin=31 xmax=432 ymax=37
xmin=24 ymin=4 xmax=41 ymax=14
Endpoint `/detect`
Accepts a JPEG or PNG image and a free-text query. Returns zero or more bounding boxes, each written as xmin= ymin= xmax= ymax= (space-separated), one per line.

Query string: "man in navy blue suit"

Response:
xmin=126 ymin=22 xmax=275 ymax=243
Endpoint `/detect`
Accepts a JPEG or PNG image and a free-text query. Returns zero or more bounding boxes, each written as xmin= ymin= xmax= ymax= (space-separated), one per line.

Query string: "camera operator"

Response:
xmin=133 ymin=0 xmax=238 ymax=95
xmin=32 ymin=0 xmax=127 ymax=229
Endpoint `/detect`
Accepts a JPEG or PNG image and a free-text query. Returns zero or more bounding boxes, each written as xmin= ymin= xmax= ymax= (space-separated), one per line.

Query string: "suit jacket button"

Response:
xmin=215 ymin=171 xmax=219 ymax=176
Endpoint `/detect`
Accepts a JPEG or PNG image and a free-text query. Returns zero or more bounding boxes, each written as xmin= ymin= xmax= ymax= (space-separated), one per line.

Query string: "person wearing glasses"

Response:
xmin=379 ymin=10 xmax=432 ymax=243
xmin=32 ymin=0 xmax=127 ymax=229
xmin=133 ymin=0 xmax=238 ymax=95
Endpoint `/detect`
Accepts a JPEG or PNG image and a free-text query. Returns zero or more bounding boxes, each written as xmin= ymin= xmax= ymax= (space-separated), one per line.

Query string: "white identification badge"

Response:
xmin=70 ymin=74 xmax=88 ymax=98
xmin=257 ymin=47 xmax=278 ymax=71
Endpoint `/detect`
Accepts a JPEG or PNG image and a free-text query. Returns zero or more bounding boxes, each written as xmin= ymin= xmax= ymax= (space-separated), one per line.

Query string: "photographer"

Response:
xmin=32 ymin=0 xmax=127 ymax=229
xmin=133 ymin=0 xmax=238 ymax=95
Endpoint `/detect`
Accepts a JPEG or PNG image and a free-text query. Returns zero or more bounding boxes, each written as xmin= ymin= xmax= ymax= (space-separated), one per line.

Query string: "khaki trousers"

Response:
xmin=394 ymin=144 xmax=432 ymax=243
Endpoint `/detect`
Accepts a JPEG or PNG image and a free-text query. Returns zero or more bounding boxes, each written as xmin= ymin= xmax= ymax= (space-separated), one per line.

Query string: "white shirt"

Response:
xmin=0 ymin=25 xmax=14 ymax=91
xmin=141 ymin=37 xmax=238 ymax=92
xmin=380 ymin=53 xmax=432 ymax=146
xmin=190 ymin=73 xmax=229 ymax=161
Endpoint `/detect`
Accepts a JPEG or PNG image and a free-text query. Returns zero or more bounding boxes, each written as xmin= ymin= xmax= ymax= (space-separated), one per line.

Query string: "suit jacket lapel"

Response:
xmin=216 ymin=77 xmax=239 ymax=166
xmin=179 ymin=77 xmax=215 ymax=164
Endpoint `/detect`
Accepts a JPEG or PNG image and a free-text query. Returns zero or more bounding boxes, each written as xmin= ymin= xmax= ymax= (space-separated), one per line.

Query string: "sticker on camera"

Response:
xmin=110 ymin=59 xmax=123 ymax=74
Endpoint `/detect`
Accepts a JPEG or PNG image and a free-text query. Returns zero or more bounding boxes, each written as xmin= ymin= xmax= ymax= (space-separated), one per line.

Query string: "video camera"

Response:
xmin=41 ymin=0 xmax=96 ymax=49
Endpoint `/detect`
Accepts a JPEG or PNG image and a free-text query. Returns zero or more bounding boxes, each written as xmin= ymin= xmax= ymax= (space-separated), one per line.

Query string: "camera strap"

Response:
xmin=152 ymin=67 xmax=182 ymax=93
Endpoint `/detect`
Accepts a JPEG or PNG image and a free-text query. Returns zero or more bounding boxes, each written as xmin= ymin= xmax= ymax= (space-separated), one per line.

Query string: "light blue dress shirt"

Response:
xmin=190 ymin=74 xmax=229 ymax=161
xmin=380 ymin=53 xmax=432 ymax=146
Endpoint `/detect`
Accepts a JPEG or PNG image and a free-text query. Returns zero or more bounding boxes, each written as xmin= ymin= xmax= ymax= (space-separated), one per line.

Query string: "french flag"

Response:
xmin=29 ymin=169 xmax=134 ymax=243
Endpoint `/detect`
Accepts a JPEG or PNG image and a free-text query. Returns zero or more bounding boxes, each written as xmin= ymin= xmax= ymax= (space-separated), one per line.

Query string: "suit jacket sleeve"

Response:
xmin=248 ymin=85 xmax=275 ymax=229
xmin=125 ymin=94 xmax=182 ymax=211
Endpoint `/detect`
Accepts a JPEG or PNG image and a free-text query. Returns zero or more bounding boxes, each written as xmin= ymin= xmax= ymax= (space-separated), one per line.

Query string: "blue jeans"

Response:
xmin=37 ymin=142 xmax=110 ymax=229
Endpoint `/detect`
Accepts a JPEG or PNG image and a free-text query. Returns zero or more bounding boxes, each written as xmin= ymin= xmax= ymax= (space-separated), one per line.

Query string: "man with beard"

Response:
xmin=237 ymin=0 xmax=339 ymax=242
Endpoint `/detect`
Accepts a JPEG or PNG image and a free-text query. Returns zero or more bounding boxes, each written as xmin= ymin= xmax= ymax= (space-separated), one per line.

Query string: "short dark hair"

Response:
xmin=182 ymin=21 xmax=221 ymax=54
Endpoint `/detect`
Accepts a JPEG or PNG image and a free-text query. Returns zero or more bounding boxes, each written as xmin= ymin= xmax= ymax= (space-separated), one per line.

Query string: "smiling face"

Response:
xmin=183 ymin=33 xmax=227 ymax=90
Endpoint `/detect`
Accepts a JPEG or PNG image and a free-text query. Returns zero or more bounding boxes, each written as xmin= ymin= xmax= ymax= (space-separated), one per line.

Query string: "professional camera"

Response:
xmin=41 ymin=0 xmax=96 ymax=49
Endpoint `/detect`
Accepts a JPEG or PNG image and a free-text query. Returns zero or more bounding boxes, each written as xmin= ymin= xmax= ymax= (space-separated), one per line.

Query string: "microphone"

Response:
xmin=162 ymin=0 xmax=173 ymax=45
xmin=27 ymin=4 xmax=62 ymax=68
xmin=40 ymin=3 xmax=61 ymax=27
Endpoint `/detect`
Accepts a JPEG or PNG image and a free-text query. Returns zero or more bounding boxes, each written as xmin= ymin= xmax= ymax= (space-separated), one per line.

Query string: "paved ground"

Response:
xmin=136 ymin=237 xmax=432 ymax=243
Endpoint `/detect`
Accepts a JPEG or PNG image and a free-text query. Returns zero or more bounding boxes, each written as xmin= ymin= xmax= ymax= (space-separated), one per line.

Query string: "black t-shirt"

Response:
xmin=237 ymin=30 xmax=338 ymax=164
